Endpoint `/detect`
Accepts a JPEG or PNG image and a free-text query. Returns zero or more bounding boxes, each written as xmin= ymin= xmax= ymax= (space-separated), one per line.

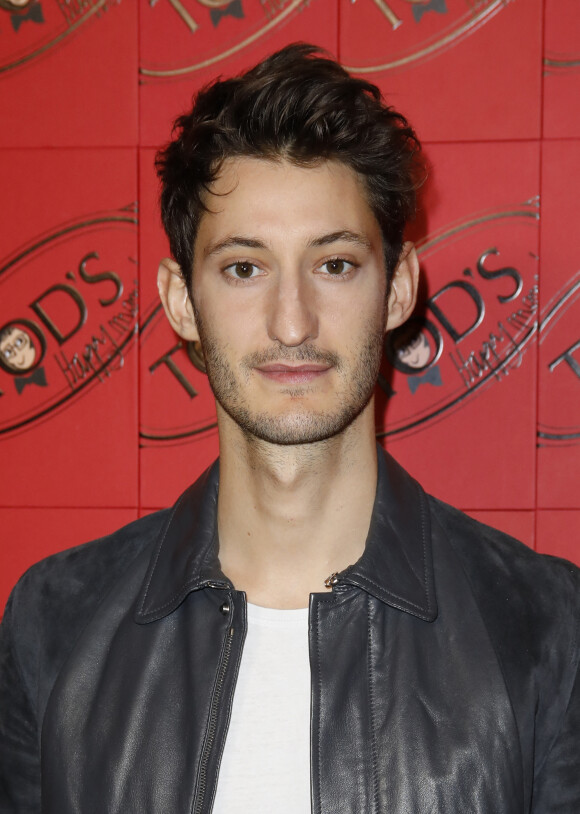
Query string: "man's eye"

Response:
xmin=15 ymin=337 xmax=23 ymax=348
xmin=224 ymin=262 xmax=260 ymax=279
xmin=320 ymin=259 xmax=354 ymax=275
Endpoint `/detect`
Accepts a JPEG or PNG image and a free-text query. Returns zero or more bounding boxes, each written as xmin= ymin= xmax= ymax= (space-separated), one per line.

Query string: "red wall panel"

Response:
xmin=537 ymin=139 xmax=580 ymax=509
xmin=1 ymin=0 xmax=579 ymax=611
xmin=139 ymin=0 xmax=338 ymax=147
xmin=0 ymin=149 xmax=139 ymax=516
xmin=0 ymin=0 xmax=138 ymax=147
xmin=537 ymin=509 xmax=580 ymax=562
xmin=339 ymin=0 xmax=543 ymax=142
xmin=543 ymin=0 xmax=580 ymax=138
xmin=381 ymin=141 xmax=539 ymax=509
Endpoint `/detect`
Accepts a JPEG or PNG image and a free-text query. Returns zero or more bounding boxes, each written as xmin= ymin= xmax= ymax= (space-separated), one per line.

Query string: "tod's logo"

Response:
xmin=537 ymin=271 xmax=580 ymax=448
xmin=0 ymin=207 xmax=138 ymax=436
xmin=385 ymin=247 xmax=537 ymax=394
xmin=0 ymin=0 xmax=121 ymax=75
xmin=377 ymin=199 xmax=540 ymax=440
xmin=140 ymin=0 xmax=510 ymax=80
xmin=344 ymin=0 xmax=511 ymax=74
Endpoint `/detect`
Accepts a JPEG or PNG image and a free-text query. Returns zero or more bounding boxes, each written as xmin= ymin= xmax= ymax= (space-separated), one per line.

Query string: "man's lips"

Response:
xmin=255 ymin=363 xmax=332 ymax=384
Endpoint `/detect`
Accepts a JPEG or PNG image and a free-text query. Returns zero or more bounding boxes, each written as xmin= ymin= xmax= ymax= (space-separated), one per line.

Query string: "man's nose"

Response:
xmin=266 ymin=273 xmax=319 ymax=347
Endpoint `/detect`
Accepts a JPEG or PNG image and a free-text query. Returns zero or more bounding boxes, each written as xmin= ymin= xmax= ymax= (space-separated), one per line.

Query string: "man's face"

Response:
xmin=183 ymin=157 xmax=405 ymax=445
xmin=0 ymin=327 xmax=36 ymax=372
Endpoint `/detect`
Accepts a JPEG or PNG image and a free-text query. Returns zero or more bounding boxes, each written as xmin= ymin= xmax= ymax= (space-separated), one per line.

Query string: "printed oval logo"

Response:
xmin=0 ymin=0 xmax=117 ymax=76
xmin=0 ymin=206 xmax=138 ymax=436
xmin=342 ymin=0 xmax=507 ymax=74
xmin=140 ymin=0 xmax=506 ymax=80
xmin=139 ymin=302 xmax=217 ymax=445
xmin=140 ymin=0 xmax=310 ymax=80
xmin=538 ymin=271 xmax=580 ymax=448
xmin=543 ymin=53 xmax=580 ymax=76
xmin=377 ymin=198 xmax=539 ymax=440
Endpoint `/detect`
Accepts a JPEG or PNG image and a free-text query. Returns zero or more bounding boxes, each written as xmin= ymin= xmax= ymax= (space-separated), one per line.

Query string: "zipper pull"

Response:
xmin=324 ymin=572 xmax=340 ymax=589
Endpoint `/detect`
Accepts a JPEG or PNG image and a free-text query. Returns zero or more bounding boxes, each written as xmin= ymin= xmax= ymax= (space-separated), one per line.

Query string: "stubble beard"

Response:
xmin=194 ymin=307 xmax=385 ymax=447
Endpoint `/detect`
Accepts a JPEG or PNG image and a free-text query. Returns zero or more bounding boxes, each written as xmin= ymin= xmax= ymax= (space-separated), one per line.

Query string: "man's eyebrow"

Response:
xmin=203 ymin=230 xmax=373 ymax=259
xmin=203 ymin=236 xmax=268 ymax=258
xmin=307 ymin=230 xmax=373 ymax=251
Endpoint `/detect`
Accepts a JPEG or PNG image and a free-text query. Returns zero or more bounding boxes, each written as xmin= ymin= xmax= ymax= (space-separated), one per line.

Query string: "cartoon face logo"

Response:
xmin=396 ymin=331 xmax=433 ymax=370
xmin=0 ymin=0 xmax=44 ymax=34
xmin=386 ymin=320 xmax=444 ymax=394
xmin=0 ymin=0 xmax=35 ymax=10
xmin=0 ymin=325 xmax=37 ymax=372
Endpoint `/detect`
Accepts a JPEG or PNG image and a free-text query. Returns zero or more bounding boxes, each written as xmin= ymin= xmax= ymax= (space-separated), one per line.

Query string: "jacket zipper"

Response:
xmin=194 ymin=619 xmax=235 ymax=814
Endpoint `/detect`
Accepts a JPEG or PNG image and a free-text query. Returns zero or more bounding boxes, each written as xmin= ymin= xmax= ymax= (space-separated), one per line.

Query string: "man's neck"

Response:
xmin=216 ymin=406 xmax=379 ymax=609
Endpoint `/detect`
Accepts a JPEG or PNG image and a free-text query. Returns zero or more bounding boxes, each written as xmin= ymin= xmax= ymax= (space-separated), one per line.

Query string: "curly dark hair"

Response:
xmin=156 ymin=43 xmax=424 ymax=293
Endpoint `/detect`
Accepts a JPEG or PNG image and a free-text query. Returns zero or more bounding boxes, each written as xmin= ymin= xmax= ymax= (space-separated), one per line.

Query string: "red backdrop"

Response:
xmin=1 ymin=0 xmax=579 ymax=612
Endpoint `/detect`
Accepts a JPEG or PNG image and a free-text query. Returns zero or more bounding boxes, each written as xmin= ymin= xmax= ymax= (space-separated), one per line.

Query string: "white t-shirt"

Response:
xmin=212 ymin=602 xmax=311 ymax=813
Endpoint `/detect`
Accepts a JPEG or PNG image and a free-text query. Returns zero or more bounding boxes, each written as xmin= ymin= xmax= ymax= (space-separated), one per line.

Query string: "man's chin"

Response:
xmin=227 ymin=406 xmax=365 ymax=447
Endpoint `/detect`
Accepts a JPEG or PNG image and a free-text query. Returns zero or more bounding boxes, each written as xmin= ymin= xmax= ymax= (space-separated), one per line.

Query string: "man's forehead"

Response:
xmin=208 ymin=154 xmax=368 ymax=195
xmin=196 ymin=156 xmax=380 ymax=249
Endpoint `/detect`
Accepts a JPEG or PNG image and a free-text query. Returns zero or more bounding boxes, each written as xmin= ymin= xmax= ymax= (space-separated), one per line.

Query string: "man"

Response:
xmin=0 ymin=44 xmax=578 ymax=813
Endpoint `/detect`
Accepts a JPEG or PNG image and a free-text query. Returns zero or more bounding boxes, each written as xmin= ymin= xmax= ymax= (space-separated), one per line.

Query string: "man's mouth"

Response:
xmin=255 ymin=363 xmax=332 ymax=384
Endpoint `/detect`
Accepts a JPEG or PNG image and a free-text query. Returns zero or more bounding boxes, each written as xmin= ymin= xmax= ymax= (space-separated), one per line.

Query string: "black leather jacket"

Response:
xmin=1 ymin=451 xmax=579 ymax=813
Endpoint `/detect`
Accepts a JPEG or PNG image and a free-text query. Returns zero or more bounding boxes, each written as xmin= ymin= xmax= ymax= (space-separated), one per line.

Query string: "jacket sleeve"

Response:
xmin=0 ymin=589 xmax=42 ymax=813
xmin=531 ymin=652 xmax=580 ymax=813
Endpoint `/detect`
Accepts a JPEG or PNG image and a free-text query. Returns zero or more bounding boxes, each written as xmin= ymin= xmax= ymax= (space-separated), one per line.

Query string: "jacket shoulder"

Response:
xmin=4 ymin=510 xmax=170 ymax=716
xmin=428 ymin=496 xmax=579 ymax=647
xmin=429 ymin=497 xmax=580 ymax=798
xmin=429 ymin=495 xmax=579 ymax=606
xmin=428 ymin=494 xmax=579 ymax=691
xmin=11 ymin=510 xmax=169 ymax=621
xmin=0 ymin=511 xmax=171 ymax=813
xmin=429 ymin=496 xmax=579 ymax=736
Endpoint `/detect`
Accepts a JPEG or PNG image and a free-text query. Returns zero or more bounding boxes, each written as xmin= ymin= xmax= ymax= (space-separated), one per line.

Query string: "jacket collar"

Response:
xmin=135 ymin=448 xmax=437 ymax=624
xmin=339 ymin=449 xmax=437 ymax=621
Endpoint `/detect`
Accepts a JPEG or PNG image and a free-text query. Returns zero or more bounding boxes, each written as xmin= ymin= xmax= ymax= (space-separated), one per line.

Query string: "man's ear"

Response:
xmin=157 ymin=258 xmax=199 ymax=341
xmin=385 ymin=242 xmax=420 ymax=332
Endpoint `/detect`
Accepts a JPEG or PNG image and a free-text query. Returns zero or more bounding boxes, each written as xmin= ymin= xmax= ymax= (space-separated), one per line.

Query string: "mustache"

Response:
xmin=242 ymin=345 xmax=341 ymax=368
